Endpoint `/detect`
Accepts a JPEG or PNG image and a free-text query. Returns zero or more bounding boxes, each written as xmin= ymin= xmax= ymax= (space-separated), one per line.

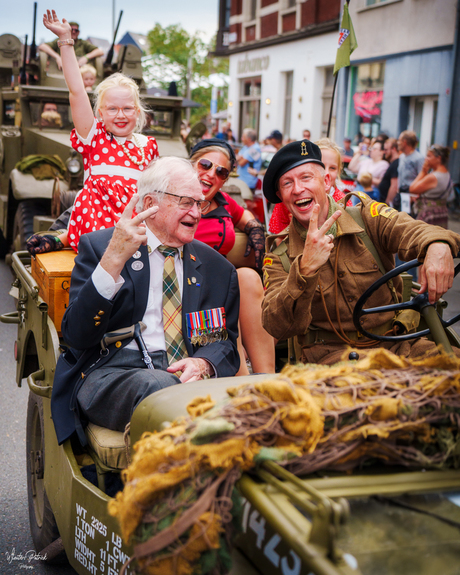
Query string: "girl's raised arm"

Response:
xmin=43 ymin=10 xmax=94 ymax=138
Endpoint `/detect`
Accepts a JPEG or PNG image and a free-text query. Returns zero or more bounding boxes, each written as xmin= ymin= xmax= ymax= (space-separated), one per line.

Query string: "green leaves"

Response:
xmin=143 ymin=24 xmax=229 ymax=123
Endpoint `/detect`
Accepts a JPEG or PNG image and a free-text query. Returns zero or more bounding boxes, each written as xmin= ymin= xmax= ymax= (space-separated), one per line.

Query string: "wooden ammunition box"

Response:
xmin=31 ymin=250 xmax=76 ymax=334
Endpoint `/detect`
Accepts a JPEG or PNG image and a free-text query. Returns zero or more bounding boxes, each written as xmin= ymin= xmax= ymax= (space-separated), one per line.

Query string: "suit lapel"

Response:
xmin=125 ymin=244 xmax=150 ymax=322
xmin=182 ymin=243 xmax=203 ymax=354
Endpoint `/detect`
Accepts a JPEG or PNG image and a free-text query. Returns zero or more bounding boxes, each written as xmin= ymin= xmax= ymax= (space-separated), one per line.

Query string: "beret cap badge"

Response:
xmin=301 ymin=142 xmax=308 ymax=156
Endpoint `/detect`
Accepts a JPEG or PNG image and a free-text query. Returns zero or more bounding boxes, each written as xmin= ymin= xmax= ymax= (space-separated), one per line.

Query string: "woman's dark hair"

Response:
xmin=429 ymin=144 xmax=450 ymax=166
xmin=190 ymin=138 xmax=236 ymax=171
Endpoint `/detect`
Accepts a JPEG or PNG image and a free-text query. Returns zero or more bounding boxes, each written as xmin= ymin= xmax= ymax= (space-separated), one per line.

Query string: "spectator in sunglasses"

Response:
xmin=190 ymin=139 xmax=276 ymax=376
xmin=39 ymin=19 xmax=104 ymax=70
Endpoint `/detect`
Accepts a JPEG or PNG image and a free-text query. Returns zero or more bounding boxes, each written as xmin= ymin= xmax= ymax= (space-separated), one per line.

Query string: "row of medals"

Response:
xmin=191 ymin=328 xmax=228 ymax=346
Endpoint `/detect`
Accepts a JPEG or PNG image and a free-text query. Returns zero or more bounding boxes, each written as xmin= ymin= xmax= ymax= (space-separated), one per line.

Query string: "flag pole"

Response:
xmin=327 ymin=0 xmax=352 ymax=138
xmin=326 ymin=73 xmax=338 ymax=138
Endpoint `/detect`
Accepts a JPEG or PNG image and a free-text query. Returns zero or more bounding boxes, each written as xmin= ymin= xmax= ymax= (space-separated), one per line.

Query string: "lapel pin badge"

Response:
xmin=133 ymin=250 xmax=141 ymax=259
xmin=131 ymin=261 xmax=144 ymax=271
xmin=190 ymin=254 xmax=196 ymax=261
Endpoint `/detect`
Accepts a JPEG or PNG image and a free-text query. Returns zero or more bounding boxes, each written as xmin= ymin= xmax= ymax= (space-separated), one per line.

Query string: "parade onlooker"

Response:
xmin=358 ymin=171 xmax=373 ymax=195
xmin=303 ymin=129 xmax=311 ymax=140
xmin=349 ymin=140 xmax=389 ymax=201
xmin=266 ymin=130 xmax=283 ymax=151
xmin=378 ymin=137 xmax=400 ymax=205
xmin=409 ymin=145 xmax=452 ymax=229
xmin=396 ymin=130 xmax=424 ymax=210
xmin=236 ymin=128 xmax=262 ymax=193
xmin=39 ymin=19 xmax=103 ymax=70
xmin=342 ymin=137 xmax=354 ymax=164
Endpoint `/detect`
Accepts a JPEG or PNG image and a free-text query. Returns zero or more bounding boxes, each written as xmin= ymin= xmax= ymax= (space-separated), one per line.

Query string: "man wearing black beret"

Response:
xmin=261 ymin=139 xmax=460 ymax=364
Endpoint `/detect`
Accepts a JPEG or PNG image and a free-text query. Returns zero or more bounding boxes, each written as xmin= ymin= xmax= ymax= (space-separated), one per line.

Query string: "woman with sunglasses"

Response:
xmin=190 ymin=139 xmax=276 ymax=376
xmin=28 ymin=10 xmax=159 ymax=254
xmin=409 ymin=144 xmax=452 ymax=228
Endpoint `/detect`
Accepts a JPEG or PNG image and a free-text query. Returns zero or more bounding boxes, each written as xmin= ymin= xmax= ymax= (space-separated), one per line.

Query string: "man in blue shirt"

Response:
xmin=236 ymin=128 xmax=262 ymax=192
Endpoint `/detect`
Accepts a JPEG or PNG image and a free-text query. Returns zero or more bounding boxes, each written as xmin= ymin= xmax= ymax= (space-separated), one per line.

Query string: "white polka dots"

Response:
xmin=68 ymin=126 xmax=158 ymax=248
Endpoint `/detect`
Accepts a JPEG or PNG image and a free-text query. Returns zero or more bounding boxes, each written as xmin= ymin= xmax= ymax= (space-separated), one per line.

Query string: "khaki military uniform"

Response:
xmin=262 ymin=194 xmax=460 ymax=364
xmin=47 ymin=38 xmax=100 ymax=60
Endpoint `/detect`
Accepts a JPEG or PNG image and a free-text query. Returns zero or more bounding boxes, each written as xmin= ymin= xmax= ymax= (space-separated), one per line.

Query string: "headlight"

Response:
xmin=66 ymin=151 xmax=81 ymax=175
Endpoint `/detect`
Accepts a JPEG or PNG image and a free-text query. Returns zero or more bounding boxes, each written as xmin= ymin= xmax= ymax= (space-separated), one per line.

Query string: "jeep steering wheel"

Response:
xmin=353 ymin=257 xmax=460 ymax=346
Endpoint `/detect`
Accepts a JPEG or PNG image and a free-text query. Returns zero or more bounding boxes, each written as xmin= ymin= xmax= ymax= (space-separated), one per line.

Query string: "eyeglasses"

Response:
xmin=161 ymin=191 xmax=211 ymax=213
xmin=103 ymin=106 xmax=137 ymax=117
xmin=71 ymin=27 xmax=79 ymax=32
xmin=197 ymin=158 xmax=230 ymax=180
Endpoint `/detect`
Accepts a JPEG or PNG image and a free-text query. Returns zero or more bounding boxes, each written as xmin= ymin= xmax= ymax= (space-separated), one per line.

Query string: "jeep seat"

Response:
xmin=84 ymin=423 xmax=129 ymax=491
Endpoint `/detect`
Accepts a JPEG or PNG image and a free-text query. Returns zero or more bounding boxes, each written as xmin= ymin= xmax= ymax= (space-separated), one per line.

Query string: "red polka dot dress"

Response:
xmin=68 ymin=119 xmax=159 ymax=251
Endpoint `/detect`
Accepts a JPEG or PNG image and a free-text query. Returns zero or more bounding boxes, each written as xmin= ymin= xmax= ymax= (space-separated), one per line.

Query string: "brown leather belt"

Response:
xmin=300 ymin=319 xmax=395 ymax=346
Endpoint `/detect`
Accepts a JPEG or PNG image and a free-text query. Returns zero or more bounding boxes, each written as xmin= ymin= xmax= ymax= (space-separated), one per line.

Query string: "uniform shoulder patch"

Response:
xmin=263 ymin=256 xmax=274 ymax=267
xmin=379 ymin=205 xmax=398 ymax=219
xmin=370 ymin=201 xmax=388 ymax=217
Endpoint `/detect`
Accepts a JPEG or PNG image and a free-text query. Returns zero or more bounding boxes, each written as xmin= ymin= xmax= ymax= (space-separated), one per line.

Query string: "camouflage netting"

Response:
xmin=108 ymin=348 xmax=460 ymax=575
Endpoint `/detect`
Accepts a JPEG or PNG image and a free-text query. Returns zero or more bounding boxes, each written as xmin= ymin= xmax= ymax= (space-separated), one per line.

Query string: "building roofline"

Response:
xmin=214 ymin=18 xmax=339 ymax=57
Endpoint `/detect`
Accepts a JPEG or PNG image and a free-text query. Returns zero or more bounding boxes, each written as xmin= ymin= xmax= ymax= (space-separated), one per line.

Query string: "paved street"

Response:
xmin=1 ymin=227 xmax=460 ymax=574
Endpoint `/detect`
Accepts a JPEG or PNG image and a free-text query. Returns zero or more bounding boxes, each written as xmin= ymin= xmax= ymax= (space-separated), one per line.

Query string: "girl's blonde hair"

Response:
xmin=93 ymin=72 xmax=148 ymax=132
xmin=80 ymin=64 xmax=97 ymax=77
xmin=315 ymin=137 xmax=343 ymax=176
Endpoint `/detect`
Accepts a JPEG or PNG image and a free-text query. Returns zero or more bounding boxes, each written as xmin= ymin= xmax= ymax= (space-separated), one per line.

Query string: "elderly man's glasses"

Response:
xmin=161 ymin=191 xmax=211 ymax=213
xmin=197 ymin=158 xmax=230 ymax=180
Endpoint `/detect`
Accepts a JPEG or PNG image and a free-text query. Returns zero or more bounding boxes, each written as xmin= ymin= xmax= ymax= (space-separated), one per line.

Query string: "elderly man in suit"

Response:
xmin=52 ymin=156 xmax=240 ymax=445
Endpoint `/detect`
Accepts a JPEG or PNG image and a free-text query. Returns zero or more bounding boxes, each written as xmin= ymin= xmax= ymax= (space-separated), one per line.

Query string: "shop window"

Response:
xmin=283 ymin=71 xmax=293 ymax=140
xmin=348 ymin=62 xmax=385 ymax=141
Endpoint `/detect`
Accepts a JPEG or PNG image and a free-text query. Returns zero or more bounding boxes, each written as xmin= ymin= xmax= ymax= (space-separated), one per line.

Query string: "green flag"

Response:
xmin=333 ymin=2 xmax=358 ymax=75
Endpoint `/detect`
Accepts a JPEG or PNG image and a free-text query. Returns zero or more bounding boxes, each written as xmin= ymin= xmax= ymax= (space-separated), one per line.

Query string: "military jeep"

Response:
xmin=0 ymin=30 xmax=187 ymax=254
xmin=2 ymin=247 xmax=460 ymax=575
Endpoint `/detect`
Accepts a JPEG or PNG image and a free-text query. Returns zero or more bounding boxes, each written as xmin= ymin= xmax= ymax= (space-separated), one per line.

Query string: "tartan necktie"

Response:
xmin=158 ymin=245 xmax=187 ymax=364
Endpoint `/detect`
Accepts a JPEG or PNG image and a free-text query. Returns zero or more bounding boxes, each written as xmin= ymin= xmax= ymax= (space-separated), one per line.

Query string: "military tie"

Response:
xmin=158 ymin=246 xmax=188 ymax=364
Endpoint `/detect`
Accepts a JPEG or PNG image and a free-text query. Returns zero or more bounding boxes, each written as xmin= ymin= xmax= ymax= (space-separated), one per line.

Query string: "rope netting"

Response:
xmin=109 ymin=348 xmax=460 ymax=575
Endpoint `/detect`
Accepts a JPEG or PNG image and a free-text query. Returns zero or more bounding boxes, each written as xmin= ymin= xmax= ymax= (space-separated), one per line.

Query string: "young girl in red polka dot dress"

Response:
xmin=41 ymin=10 xmax=159 ymax=252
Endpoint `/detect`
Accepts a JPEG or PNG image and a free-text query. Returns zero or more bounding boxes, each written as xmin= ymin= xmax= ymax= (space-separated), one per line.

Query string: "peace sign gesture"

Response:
xmin=100 ymin=195 xmax=159 ymax=280
xmin=299 ymin=203 xmax=341 ymax=277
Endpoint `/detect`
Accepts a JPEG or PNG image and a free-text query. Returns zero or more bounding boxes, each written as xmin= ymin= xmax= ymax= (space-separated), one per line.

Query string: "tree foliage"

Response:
xmin=143 ymin=23 xmax=229 ymax=124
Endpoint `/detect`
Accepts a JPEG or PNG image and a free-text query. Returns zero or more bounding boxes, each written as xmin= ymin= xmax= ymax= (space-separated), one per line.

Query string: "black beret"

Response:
xmin=263 ymin=139 xmax=325 ymax=204
xmin=190 ymin=138 xmax=236 ymax=171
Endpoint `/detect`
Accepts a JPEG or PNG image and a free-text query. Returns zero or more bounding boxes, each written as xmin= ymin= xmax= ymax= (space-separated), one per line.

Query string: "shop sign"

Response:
xmin=237 ymin=55 xmax=270 ymax=75
xmin=353 ymin=90 xmax=383 ymax=120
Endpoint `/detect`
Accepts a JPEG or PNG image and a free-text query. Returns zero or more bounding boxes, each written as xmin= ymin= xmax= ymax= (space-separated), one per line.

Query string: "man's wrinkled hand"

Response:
xmin=167 ymin=357 xmax=214 ymax=383
xmin=100 ymin=194 xmax=158 ymax=280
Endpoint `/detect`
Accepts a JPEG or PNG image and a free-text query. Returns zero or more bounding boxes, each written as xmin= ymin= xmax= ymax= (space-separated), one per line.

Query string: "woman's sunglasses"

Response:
xmin=197 ymin=158 xmax=230 ymax=180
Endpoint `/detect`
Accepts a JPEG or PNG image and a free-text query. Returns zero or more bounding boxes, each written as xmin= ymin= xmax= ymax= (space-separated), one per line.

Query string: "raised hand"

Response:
xmin=299 ymin=204 xmax=341 ymax=276
xmin=100 ymin=194 xmax=159 ymax=280
xmin=43 ymin=9 xmax=71 ymax=39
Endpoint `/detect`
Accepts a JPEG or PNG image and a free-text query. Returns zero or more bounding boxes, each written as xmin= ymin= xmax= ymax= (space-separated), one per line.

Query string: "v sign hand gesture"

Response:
xmin=100 ymin=194 xmax=159 ymax=281
xmin=300 ymin=203 xmax=341 ymax=277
